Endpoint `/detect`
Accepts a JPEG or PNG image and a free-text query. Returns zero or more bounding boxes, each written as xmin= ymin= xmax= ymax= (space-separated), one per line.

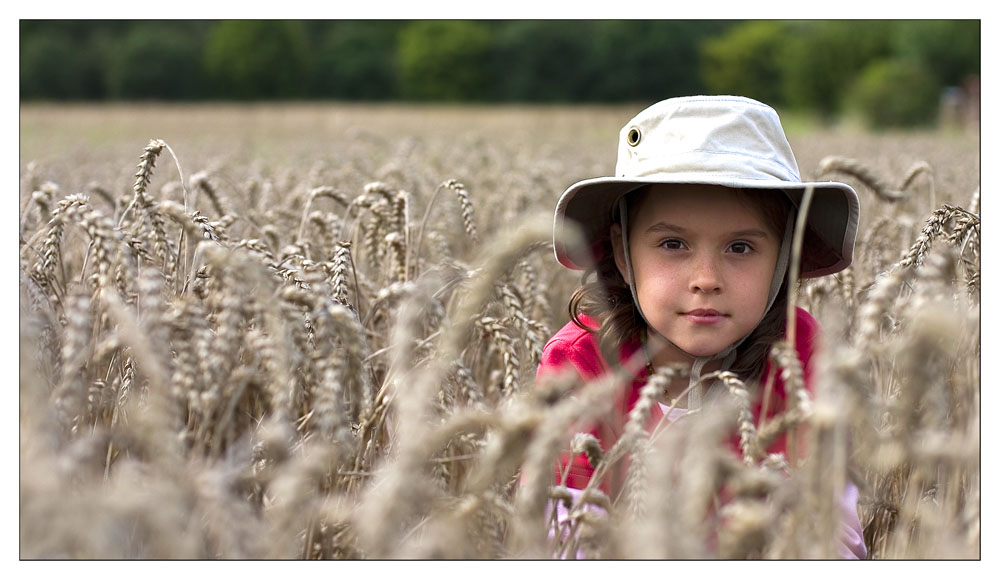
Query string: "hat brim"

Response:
xmin=553 ymin=176 xmax=860 ymax=278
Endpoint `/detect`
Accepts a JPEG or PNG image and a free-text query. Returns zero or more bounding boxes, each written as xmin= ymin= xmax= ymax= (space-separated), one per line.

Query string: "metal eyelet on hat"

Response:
xmin=626 ymin=126 xmax=641 ymax=146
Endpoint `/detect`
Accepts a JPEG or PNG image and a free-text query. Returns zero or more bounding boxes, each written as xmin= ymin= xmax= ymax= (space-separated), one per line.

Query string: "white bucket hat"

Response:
xmin=553 ymin=95 xmax=860 ymax=278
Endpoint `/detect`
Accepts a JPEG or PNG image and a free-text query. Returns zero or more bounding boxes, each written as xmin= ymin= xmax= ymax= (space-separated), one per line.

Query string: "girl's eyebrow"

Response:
xmin=643 ymin=222 xmax=771 ymax=239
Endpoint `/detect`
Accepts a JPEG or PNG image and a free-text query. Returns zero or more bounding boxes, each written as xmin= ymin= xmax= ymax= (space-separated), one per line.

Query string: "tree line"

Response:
xmin=20 ymin=20 xmax=980 ymax=127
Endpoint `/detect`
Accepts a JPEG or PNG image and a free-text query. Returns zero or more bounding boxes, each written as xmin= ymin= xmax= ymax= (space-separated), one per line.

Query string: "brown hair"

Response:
xmin=568 ymin=186 xmax=792 ymax=384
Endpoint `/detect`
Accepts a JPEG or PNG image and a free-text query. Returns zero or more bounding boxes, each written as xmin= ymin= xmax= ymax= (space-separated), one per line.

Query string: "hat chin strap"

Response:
xmin=618 ymin=197 xmax=795 ymax=409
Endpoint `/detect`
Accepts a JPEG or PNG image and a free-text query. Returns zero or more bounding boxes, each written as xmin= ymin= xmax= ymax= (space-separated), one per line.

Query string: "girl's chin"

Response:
xmin=680 ymin=346 xmax=728 ymax=359
xmin=652 ymin=336 xmax=729 ymax=361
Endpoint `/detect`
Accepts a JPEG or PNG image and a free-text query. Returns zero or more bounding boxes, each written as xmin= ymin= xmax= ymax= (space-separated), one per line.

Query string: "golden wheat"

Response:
xmin=18 ymin=105 xmax=979 ymax=560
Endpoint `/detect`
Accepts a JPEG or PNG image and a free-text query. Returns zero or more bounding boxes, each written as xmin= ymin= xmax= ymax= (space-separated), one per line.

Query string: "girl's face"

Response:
xmin=611 ymin=184 xmax=782 ymax=361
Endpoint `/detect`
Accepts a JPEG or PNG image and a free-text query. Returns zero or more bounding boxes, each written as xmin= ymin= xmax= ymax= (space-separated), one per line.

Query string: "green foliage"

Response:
xmin=107 ymin=23 xmax=206 ymax=100
xmin=20 ymin=32 xmax=90 ymax=100
xmin=474 ymin=20 xmax=732 ymax=103
xmin=19 ymin=21 xmax=120 ymax=100
xmin=846 ymin=58 xmax=940 ymax=129
xmin=700 ymin=21 xmax=788 ymax=106
xmin=204 ymin=20 xmax=312 ymax=99
xmin=891 ymin=20 xmax=980 ymax=87
xmin=397 ymin=20 xmax=492 ymax=101
xmin=489 ymin=20 xmax=597 ymax=102
xmin=18 ymin=19 xmax=981 ymax=117
xmin=312 ymin=21 xmax=403 ymax=100
xmin=780 ymin=21 xmax=893 ymax=117
xmin=588 ymin=21 xmax=734 ymax=102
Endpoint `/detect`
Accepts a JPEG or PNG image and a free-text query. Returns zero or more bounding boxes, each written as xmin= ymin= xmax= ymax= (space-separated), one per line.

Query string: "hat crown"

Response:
xmin=615 ymin=96 xmax=802 ymax=185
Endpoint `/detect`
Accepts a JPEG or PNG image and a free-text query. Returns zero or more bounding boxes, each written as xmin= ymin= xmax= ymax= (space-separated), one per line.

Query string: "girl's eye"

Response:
xmin=728 ymin=241 xmax=754 ymax=254
xmin=660 ymin=238 xmax=687 ymax=250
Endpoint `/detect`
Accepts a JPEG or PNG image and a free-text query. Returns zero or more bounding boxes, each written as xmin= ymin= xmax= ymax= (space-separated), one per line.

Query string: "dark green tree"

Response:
xmin=699 ymin=21 xmax=788 ymax=106
xmin=779 ymin=20 xmax=893 ymax=118
xmin=488 ymin=20 xmax=598 ymax=102
xmin=106 ymin=22 xmax=206 ymax=100
xmin=846 ymin=58 xmax=940 ymax=128
xmin=397 ymin=20 xmax=492 ymax=101
xmin=892 ymin=20 xmax=980 ymax=87
xmin=204 ymin=20 xmax=312 ymax=99
xmin=312 ymin=21 xmax=403 ymax=100
xmin=588 ymin=20 xmax=734 ymax=102
xmin=19 ymin=21 xmax=121 ymax=100
xmin=21 ymin=33 xmax=89 ymax=100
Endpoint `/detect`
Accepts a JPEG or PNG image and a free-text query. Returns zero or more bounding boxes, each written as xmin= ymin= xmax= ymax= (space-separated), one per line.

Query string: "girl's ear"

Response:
xmin=609 ymin=224 xmax=630 ymax=284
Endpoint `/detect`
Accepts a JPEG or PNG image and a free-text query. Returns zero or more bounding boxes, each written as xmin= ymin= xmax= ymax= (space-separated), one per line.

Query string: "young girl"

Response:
xmin=539 ymin=95 xmax=866 ymax=558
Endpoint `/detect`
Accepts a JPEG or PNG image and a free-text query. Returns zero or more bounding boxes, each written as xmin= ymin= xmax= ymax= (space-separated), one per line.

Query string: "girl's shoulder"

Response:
xmin=790 ymin=306 xmax=821 ymax=359
xmin=538 ymin=314 xmax=605 ymax=379
xmin=766 ymin=306 xmax=822 ymax=397
xmin=792 ymin=305 xmax=820 ymax=330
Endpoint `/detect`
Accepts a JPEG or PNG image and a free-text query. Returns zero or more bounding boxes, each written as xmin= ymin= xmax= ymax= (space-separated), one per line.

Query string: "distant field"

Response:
xmin=19 ymin=103 xmax=980 ymax=559
xmin=19 ymin=102 xmax=980 ymax=199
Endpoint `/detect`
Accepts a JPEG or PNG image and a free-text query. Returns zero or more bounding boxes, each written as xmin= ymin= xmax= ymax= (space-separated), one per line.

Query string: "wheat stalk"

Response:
xmin=816 ymin=156 xmax=907 ymax=202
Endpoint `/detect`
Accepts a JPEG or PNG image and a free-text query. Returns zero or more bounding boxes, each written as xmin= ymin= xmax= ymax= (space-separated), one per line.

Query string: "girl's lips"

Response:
xmin=683 ymin=309 xmax=727 ymax=324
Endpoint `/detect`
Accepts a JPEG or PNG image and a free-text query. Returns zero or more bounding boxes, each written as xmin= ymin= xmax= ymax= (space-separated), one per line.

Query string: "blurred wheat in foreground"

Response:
xmin=19 ymin=126 xmax=979 ymax=559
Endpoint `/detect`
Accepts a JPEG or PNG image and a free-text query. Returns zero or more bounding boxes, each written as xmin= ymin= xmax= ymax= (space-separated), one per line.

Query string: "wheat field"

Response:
xmin=18 ymin=104 xmax=980 ymax=559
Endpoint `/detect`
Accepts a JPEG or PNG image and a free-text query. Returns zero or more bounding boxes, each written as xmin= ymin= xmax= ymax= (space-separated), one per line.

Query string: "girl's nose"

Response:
xmin=689 ymin=254 xmax=723 ymax=294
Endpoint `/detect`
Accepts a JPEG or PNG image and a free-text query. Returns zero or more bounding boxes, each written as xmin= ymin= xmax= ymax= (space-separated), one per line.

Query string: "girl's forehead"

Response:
xmin=632 ymin=184 xmax=769 ymax=222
